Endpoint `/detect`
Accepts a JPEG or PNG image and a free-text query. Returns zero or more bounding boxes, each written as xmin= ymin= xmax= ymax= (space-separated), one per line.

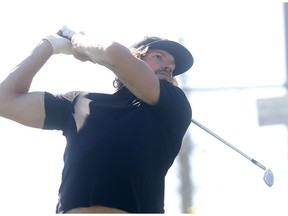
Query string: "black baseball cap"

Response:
xmin=131 ymin=36 xmax=194 ymax=76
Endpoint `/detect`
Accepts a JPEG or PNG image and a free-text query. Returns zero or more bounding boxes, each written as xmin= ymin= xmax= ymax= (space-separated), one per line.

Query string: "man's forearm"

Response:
xmin=0 ymin=39 xmax=53 ymax=96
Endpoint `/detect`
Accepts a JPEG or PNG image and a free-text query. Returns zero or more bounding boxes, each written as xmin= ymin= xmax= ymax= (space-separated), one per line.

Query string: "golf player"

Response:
xmin=0 ymin=26 xmax=193 ymax=213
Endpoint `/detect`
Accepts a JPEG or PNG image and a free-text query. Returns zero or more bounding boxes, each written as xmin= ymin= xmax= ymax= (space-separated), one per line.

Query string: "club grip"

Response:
xmin=57 ymin=30 xmax=71 ymax=41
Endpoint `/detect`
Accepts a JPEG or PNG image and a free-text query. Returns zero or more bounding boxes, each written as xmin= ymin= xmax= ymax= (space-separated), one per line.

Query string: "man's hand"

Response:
xmin=54 ymin=26 xmax=91 ymax=62
xmin=56 ymin=26 xmax=77 ymax=41
xmin=44 ymin=26 xmax=75 ymax=55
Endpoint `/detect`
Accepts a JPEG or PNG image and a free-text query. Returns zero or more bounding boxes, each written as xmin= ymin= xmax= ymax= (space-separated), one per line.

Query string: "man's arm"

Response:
xmin=105 ymin=42 xmax=161 ymax=105
xmin=71 ymin=34 xmax=160 ymax=105
xmin=0 ymin=40 xmax=53 ymax=128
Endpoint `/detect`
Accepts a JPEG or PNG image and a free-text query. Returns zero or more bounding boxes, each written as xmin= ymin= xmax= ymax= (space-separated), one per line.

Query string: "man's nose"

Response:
xmin=162 ymin=62 xmax=174 ymax=73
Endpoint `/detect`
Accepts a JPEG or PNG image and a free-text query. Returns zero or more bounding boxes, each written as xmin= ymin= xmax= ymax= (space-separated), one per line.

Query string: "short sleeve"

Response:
xmin=43 ymin=91 xmax=79 ymax=130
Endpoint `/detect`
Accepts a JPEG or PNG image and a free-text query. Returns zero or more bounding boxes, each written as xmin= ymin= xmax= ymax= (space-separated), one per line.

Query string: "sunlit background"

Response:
xmin=0 ymin=0 xmax=287 ymax=215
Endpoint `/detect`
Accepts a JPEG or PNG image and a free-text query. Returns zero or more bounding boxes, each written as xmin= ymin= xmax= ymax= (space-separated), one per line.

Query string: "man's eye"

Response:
xmin=154 ymin=55 xmax=162 ymax=60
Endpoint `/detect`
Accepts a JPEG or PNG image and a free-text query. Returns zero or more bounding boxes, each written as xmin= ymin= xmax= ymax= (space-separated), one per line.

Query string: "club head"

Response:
xmin=263 ymin=169 xmax=274 ymax=187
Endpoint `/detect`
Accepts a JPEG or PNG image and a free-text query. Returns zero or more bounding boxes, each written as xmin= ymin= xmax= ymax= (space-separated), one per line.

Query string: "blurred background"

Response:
xmin=0 ymin=0 xmax=287 ymax=215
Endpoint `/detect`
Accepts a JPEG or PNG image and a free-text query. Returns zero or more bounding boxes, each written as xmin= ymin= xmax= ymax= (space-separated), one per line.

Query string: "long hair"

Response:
xmin=113 ymin=47 xmax=178 ymax=91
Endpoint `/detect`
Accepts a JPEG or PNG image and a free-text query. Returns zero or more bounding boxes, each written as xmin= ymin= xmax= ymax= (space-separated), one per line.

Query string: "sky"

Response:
xmin=0 ymin=0 xmax=287 ymax=215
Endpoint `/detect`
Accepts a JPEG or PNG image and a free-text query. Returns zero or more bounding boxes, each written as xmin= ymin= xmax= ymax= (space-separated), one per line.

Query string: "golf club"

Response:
xmin=191 ymin=118 xmax=274 ymax=187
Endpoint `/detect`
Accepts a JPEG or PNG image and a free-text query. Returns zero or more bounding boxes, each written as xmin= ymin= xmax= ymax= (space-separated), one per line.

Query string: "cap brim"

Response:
xmin=148 ymin=40 xmax=193 ymax=76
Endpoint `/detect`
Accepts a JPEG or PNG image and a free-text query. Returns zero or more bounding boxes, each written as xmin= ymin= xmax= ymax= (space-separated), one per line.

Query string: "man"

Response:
xmin=0 ymin=26 xmax=193 ymax=213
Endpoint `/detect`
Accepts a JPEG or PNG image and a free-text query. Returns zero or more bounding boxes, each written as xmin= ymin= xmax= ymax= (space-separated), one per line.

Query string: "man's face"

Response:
xmin=142 ymin=49 xmax=175 ymax=82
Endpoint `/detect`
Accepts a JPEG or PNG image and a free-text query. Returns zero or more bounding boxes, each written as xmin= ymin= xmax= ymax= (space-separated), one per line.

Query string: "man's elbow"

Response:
xmin=105 ymin=42 xmax=131 ymax=66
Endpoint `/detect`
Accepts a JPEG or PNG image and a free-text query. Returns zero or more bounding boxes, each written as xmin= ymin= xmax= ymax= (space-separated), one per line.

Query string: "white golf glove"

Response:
xmin=45 ymin=26 xmax=77 ymax=54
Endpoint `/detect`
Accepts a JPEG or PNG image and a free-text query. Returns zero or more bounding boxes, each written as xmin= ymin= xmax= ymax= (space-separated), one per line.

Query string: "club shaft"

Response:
xmin=191 ymin=119 xmax=266 ymax=170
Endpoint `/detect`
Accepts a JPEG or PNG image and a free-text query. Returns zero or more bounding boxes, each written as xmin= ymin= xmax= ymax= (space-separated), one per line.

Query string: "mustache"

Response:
xmin=155 ymin=70 xmax=172 ymax=75
xmin=154 ymin=70 xmax=173 ymax=82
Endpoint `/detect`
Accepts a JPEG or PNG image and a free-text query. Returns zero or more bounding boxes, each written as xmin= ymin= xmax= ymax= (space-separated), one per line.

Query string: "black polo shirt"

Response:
xmin=43 ymin=80 xmax=192 ymax=213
